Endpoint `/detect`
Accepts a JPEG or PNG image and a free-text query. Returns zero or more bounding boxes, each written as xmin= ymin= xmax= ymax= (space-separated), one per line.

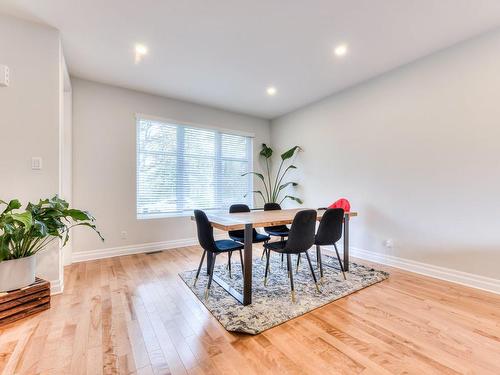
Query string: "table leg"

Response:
xmin=242 ymin=223 xmax=253 ymax=305
xmin=343 ymin=213 xmax=350 ymax=271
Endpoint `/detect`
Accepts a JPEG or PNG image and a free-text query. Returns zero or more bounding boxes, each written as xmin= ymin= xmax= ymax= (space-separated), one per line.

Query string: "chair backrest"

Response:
xmin=264 ymin=202 xmax=281 ymax=211
xmin=229 ymin=204 xmax=251 ymax=214
xmin=228 ymin=204 xmax=255 ymax=239
xmin=194 ymin=210 xmax=217 ymax=252
xmin=328 ymin=198 xmax=350 ymax=212
xmin=285 ymin=210 xmax=317 ymax=253
xmin=315 ymin=208 xmax=344 ymax=246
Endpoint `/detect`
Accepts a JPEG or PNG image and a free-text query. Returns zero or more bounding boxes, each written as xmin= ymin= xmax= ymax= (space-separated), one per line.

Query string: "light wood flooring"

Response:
xmin=1 ymin=246 xmax=499 ymax=375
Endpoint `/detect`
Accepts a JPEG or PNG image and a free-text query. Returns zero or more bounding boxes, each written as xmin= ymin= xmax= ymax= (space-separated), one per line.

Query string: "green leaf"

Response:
xmin=65 ymin=209 xmax=94 ymax=221
xmin=0 ymin=236 xmax=11 ymax=261
xmin=259 ymin=144 xmax=273 ymax=159
xmin=280 ymin=146 xmax=301 ymax=161
xmin=33 ymin=220 xmax=48 ymax=237
xmin=1 ymin=199 xmax=22 ymax=214
xmin=9 ymin=212 xmax=33 ymax=230
xmin=2 ymin=223 xmax=15 ymax=234
xmin=65 ymin=222 xmax=104 ymax=246
xmin=279 ymin=195 xmax=303 ymax=205
xmin=241 ymin=171 xmax=265 ymax=182
xmin=278 ymin=181 xmax=298 ymax=191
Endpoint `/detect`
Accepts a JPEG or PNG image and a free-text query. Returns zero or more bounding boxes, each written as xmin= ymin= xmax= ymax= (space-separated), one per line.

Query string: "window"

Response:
xmin=136 ymin=116 xmax=253 ymax=218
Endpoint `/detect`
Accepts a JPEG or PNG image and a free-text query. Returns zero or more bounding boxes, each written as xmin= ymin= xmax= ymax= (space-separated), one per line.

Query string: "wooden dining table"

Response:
xmin=191 ymin=208 xmax=358 ymax=306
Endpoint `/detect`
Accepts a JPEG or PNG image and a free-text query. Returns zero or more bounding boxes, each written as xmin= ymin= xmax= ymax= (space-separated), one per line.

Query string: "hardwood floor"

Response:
xmin=1 ymin=246 xmax=499 ymax=375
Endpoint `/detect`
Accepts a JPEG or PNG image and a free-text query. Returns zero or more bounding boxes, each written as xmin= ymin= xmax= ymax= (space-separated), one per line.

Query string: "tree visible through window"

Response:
xmin=137 ymin=117 xmax=253 ymax=218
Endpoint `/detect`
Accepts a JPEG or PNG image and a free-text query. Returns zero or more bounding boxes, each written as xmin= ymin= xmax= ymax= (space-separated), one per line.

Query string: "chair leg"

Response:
xmin=266 ymin=247 xmax=271 ymax=274
xmin=281 ymin=236 xmax=285 ymax=267
xmin=194 ymin=250 xmax=207 ymax=286
xmin=296 ymin=253 xmax=301 ymax=274
xmin=287 ymin=254 xmax=296 ymax=302
xmin=261 ymin=240 xmax=268 ymax=260
xmin=333 ymin=244 xmax=347 ymax=280
xmin=286 ymin=253 xmax=290 ymax=277
xmin=264 ymin=249 xmax=271 ymax=286
xmin=316 ymin=245 xmax=324 ymax=281
xmin=262 ymin=240 xmax=269 ymax=271
xmin=238 ymin=249 xmax=245 ymax=276
xmin=227 ymin=251 xmax=232 ymax=278
xmin=305 ymin=250 xmax=320 ymax=293
xmin=205 ymin=253 xmax=217 ymax=299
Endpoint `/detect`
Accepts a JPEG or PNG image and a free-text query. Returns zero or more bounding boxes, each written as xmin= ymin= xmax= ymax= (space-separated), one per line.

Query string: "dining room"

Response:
xmin=1 ymin=1 xmax=500 ymax=374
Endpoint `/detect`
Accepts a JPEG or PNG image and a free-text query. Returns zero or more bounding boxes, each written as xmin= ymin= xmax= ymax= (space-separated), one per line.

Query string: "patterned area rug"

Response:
xmin=179 ymin=252 xmax=389 ymax=334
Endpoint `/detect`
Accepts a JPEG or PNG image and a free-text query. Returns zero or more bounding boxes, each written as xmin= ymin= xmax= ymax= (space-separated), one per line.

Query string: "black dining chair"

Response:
xmin=227 ymin=204 xmax=270 ymax=276
xmin=193 ymin=210 xmax=245 ymax=299
xmin=263 ymin=203 xmax=290 ymax=240
xmin=263 ymin=209 xmax=318 ymax=302
xmin=263 ymin=202 xmax=291 ymax=265
xmin=314 ymin=208 xmax=346 ymax=280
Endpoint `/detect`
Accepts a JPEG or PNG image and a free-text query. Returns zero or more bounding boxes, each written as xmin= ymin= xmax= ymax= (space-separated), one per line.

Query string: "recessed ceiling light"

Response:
xmin=266 ymin=86 xmax=277 ymax=96
xmin=334 ymin=43 xmax=348 ymax=57
xmin=134 ymin=44 xmax=148 ymax=63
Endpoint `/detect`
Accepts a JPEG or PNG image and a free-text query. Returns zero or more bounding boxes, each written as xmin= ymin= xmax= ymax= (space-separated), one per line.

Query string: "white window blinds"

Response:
xmin=137 ymin=116 xmax=253 ymax=218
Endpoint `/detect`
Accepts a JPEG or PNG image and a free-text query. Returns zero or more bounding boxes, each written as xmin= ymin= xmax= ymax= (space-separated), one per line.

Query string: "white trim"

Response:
xmin=50 ymin=278 xmax=64 ymax=295
xmin=136 ymin=113 xmax=255 ymax=138
xmin=325 ymin=245 xmax=500 ymax=295
xmin=71 ymin=235 xmax=225 ymax=263
xmin=73 ymin=240 xmax=500 ymax=295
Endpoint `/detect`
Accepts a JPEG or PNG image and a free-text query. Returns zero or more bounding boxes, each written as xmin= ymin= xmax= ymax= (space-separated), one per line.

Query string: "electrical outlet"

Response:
xmin=384 ymin=239 xmax=394 ymax=248
xmin=120 ymin=231 xmax=128 ymax=239
xmin=31 ymin=157 xmax=42 ymax=170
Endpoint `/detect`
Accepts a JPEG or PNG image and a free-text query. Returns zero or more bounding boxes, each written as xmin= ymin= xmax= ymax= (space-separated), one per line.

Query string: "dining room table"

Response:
xmin=191 ymin=208 xmax=358 ymax=306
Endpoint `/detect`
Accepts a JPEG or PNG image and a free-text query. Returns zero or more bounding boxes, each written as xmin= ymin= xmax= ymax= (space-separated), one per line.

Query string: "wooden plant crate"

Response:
xmin=0 ymin=278 xmax=51 ymax=327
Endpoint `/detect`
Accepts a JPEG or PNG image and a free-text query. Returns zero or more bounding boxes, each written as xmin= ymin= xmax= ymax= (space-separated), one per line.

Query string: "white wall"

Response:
xmin=271 ymin=29 xmax=500 ymax=280
xmin=71 ymin=78 xmax=270 ymax=256
xmin=0 ymin=15 xmax=64 ymax=287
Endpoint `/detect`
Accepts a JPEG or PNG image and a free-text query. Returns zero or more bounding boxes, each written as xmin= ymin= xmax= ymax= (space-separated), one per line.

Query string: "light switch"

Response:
xmin=31 ymin=157 xmax=42 ymax=170
xmin=0 ymin=65 xmax=9 ymax=87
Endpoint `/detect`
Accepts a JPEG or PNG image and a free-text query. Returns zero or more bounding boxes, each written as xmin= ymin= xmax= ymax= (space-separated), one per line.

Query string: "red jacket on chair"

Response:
xmin=328 ymin=198 xmax=351 ymax=212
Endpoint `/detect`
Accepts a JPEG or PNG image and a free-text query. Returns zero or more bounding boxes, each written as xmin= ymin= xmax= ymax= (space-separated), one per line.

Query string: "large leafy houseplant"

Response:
xmin=243 ymin=144 xmax=303 ymax=205
xmin=0 ymin=196 xmax=103 ymax=262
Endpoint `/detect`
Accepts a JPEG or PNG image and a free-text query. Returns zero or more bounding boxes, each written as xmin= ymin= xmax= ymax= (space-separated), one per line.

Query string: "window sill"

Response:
xmin=137 ymin=212 xmax=193 ymax=220
xmin=137 ymin=206 xmax=257 ymax=220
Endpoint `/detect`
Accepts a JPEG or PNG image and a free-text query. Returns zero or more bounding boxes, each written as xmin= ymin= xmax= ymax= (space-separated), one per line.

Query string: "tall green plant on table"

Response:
xmin=243 ymin=144 xmax=303 ymax=205
xmin=0 ymin=196 xmax=104 ymax=261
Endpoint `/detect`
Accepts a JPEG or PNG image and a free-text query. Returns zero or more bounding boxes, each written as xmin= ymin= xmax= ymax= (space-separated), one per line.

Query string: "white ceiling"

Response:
xmin=2 ymin=1 xmax=500 ymax=119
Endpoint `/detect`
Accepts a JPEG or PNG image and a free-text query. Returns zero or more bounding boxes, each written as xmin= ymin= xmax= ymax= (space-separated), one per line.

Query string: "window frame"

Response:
xmin=135 ymin=113 xmax=254 ymax=219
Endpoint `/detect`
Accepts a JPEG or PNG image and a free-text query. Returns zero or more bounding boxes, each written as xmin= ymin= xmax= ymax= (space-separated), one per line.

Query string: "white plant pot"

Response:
xmin=0 ymin=255 xmax=36 ymax=292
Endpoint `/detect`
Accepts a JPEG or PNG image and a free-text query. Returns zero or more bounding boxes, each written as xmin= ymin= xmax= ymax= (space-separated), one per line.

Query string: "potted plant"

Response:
xmin=0 ymin=196 xmax=103 ymax=292
xmin=243 ymin=143 xmax=303 ymax=205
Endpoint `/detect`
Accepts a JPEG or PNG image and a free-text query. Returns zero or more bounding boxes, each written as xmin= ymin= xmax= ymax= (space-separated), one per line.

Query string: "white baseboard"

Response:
xmin=71 ymin=234 xmax=228 ymax=263
xmin=73 ymin=239 xmax=500 ymax=295
xmin=50 ymin=278 xmax=64 ymax=295
xmin=71 ymin=237 xmax=202 ymax=263
xmin=334 ymin=246 xmax=500 ymax=295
